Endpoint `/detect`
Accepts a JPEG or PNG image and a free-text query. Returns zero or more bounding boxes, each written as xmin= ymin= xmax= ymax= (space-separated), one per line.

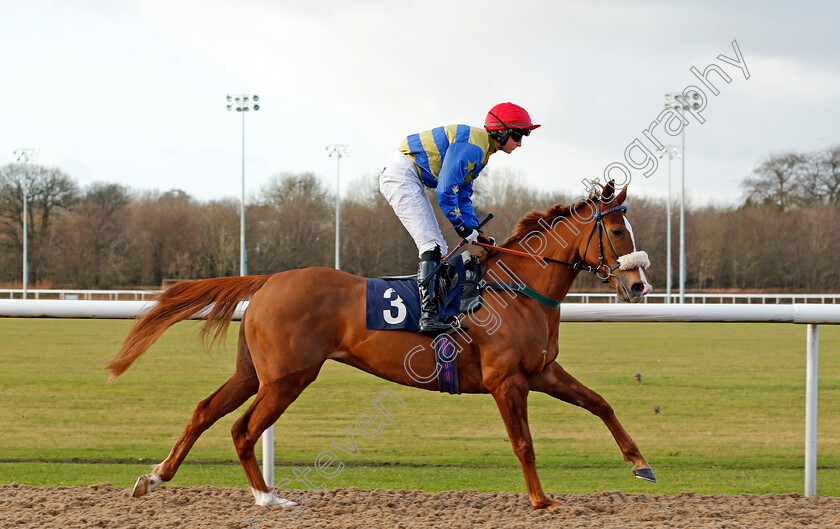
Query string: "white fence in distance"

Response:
xmin=0 ymin=289 xmax=159 ymax=301
xmin=0 ymin=299 xmax=835 ymax=497
xmin=3 ymin=289 xmax=840 ymax=304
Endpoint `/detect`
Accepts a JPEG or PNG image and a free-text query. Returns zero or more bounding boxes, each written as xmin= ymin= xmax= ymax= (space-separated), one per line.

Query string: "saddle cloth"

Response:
xmin=365 ymin=253 xmax=484 ymax=333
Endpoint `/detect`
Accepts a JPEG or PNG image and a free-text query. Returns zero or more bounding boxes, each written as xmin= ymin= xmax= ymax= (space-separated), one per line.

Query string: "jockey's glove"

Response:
xmin=455 ymin=224 xmax=480 ymax=243
xmin=477 ymin=232 xmax=496 ymax=246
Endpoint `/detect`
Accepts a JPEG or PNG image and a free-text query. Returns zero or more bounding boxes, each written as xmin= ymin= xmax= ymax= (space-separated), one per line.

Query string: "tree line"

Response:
xmin=1 ymin=145 xmax=838 ymax=292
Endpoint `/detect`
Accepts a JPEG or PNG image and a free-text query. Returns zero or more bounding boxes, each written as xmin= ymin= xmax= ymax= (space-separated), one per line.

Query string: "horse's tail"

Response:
xmin=106 ymin=275 xmax=272 ymax=381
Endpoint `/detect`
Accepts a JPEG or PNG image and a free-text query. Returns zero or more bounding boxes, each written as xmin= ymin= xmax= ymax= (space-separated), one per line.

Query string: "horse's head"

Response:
xmin=575 ymin=182 xmax=652 ymax=303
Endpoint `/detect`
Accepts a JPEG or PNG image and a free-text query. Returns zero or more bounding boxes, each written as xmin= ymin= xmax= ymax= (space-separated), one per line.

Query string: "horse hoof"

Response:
xmin=633 ymin=467 xmax=657 ymax=483
xmin=530 ymin=497 xmax=564 ymax=510
xmin=131 ymin=475 xmax=148 ymax=498
xmin=131 ymin=474 xmax=163 ymax=498
xmin=251 ymin=488 xmax=298 ymax=507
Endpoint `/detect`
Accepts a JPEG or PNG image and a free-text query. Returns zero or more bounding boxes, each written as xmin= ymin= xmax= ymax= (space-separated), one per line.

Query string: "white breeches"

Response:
xmin=379 ymin=151 xmax=448 ymax=258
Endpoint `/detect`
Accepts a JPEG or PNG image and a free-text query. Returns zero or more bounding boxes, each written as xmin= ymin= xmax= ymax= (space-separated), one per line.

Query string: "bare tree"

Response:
xmin=0 ymin=163 xmax=78 ymax=284
xmin=123 ymin=190 xmax=200 ymax=286
xmin=741 ymin=153 xmax=805 ymax=212
xmin=818 ymin=145 xmax=840 ymax=204
xmin=793 ymin=154 xmax=824 ymax=207
xmin=250 ymin=172 xmax=332 ymax=273
xmin=194 ymin=199 xmax=240 ymax=278
xmin=52 ymin=182 xmax=131 ymax=288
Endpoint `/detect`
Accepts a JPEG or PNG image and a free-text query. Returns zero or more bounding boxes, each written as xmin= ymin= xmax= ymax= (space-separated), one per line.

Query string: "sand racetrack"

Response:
xmin=2 ymin=483 xmax=838 ymax=528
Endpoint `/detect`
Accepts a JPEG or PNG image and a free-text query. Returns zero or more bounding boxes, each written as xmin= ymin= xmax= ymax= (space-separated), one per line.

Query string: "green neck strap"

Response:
xmin=519 ymin=285 xmax=562 ymax=310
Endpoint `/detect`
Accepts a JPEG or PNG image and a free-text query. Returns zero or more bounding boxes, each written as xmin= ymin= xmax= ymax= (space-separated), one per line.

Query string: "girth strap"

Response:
xmin=434 ymin=334 xmax=460 ymax=395
xmin=483 ymin=282 xmax=562 ymax=310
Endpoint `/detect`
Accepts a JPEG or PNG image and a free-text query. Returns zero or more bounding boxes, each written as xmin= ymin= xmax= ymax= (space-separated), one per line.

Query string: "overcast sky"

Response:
xmin=3 ymin=0 xmax=838 ymax=208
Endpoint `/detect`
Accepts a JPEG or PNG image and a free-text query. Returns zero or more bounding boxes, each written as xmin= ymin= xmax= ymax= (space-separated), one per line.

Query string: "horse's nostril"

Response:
xmin=631 ymin=282 xmax=646 ymax=294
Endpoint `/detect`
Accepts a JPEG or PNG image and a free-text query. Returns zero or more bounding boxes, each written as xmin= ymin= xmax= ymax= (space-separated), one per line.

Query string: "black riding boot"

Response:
xmin=417 ymin=260 xmax=451 ymax=335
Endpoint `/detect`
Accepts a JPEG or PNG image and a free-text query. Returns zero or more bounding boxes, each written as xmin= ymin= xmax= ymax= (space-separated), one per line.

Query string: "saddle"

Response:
xmin=428 ymin=251 xmax=487 ymax=317
xmin=366 ymin=252 xmax=530 ymax=395
xmin=370 ymin=252 xmax=487 ymax=327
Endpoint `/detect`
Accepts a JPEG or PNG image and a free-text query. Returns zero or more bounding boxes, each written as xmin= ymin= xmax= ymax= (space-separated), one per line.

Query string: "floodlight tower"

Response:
xmin=226 ymin=94 xmax=260 ymax=276
xmin=326 ymin=144 xmax=351 ymax=270
xmin=226 ymin=94 xmax=268 ymax=487
xmin=657 ymin=145 xmax=681 ymax=303
xmin=13 ymin=148 xmax=38 ymax=299
xmin=664 ymin=92 xmax=700 ymax=303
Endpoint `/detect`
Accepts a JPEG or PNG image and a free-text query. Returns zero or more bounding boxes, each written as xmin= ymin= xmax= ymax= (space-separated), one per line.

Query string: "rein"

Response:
xmin=472 ymin=242 xmax=578 ymax=267
xmin=474 ymin=203 xmax=629 ymax=282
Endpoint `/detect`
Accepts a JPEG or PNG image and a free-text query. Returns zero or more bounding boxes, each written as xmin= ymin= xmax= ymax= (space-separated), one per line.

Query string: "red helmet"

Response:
xmin=484 ymin=102 xmax=540 ymax=131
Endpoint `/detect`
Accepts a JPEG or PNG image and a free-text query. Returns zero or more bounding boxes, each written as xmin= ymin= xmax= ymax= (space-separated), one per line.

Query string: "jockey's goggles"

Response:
xmin=509 ymin=128 xmax=531 ymax=142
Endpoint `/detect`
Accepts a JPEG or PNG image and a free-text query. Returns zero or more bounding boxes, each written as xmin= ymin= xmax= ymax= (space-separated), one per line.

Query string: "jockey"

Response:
xmin=379 ymin=102 xmax=540 ymax=334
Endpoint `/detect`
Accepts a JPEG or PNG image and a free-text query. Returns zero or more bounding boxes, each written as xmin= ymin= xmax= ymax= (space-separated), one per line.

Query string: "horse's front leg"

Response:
xmin=529 ymin=361 xmax=656 ymax=482
xmin=489 ymin=372 xmax=561 ymax=510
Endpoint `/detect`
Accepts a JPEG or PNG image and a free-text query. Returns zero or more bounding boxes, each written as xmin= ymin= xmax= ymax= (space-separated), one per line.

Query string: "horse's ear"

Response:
xmin=615 ymin=185 xmax=628 ymax=206
xmin=602 ymin=179 xmax=616 ymax=201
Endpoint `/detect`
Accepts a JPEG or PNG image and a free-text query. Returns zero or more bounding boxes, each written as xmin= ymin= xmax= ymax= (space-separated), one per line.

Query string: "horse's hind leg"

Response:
xmin=530 ymin=361 xmax=655 ymax=482
xmin=231 ymin=365 xmax=322 ymax=506
xmin=131 ymin=327 xmax=260 ymax=498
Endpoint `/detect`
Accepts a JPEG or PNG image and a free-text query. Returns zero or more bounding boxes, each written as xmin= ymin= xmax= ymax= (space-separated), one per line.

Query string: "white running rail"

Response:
xmin=0 ymin=299 xmax=835 ymax=497
xmin=3 ymin=289 xmax=840 ymax=304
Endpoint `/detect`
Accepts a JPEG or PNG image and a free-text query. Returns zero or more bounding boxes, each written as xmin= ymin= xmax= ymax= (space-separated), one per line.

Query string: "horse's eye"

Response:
xmin=611 ymin=229 xmax=623 ymax=237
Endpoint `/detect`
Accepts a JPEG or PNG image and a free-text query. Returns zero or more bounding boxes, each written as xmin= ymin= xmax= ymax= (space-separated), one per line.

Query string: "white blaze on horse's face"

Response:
xmin=622 ymin=217 xmax=636 ymax=250
xmin=614 ymin=216 xmax=653 ymax=300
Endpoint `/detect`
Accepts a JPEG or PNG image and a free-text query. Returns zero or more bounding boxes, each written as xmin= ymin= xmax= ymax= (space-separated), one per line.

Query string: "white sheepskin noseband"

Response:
xmin=617 ymin=251 xmax=650 ymax=270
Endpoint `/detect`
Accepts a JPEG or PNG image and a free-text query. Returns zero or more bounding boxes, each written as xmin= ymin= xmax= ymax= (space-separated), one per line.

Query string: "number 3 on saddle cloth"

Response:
xmin=365 ymin=252 xmax=485 ymax=395
xmin=365 ymin=252 xmax=484 ymax=333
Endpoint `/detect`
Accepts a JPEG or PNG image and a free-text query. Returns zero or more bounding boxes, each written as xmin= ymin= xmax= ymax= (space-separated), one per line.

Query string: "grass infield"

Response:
xmin=0 ymin=318 xmax=838 ymax=495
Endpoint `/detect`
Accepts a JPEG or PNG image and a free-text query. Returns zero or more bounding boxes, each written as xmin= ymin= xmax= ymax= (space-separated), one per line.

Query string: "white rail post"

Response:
xmin=263 ymin=427 xmax=274 ymax=488
xmin=805 ymin=323 xmax=818 ymax=497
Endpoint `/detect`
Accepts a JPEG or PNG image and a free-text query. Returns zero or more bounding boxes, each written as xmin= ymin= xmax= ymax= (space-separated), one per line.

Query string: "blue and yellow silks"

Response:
xmin=399 ymin=124 xmax=496 ymax=231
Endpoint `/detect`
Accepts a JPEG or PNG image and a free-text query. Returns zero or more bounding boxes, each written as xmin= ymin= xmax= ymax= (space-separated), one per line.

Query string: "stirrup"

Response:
xmin=449 ymin=318 xmax=469 ymax=333
xmin=419 ymin=316 xmax=451 ymax=335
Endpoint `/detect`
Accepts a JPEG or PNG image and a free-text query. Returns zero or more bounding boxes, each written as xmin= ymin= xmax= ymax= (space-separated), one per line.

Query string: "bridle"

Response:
xmin=474 ymin=199 xmax=633 ymax=283
xmin=580 ymin=202 xmax=628 ymax=282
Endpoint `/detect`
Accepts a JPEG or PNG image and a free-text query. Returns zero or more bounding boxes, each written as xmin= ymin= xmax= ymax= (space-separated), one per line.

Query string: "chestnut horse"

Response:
xmin=107 ymin=182 xmax=654 ymax=510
